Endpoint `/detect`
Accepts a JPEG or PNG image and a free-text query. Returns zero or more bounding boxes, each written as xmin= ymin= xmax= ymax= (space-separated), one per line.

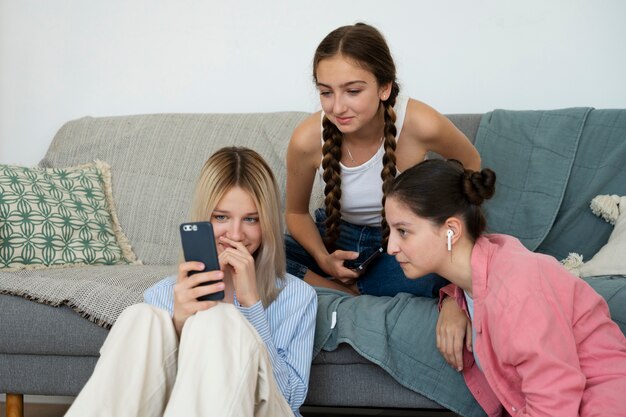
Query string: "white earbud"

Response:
xmin=446 ymin=229 xmax=454 ymax=251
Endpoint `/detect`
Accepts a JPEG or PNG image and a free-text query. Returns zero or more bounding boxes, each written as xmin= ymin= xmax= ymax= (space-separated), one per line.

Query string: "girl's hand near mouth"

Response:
xmin=218 ymin=236 xmax=259 ymax=307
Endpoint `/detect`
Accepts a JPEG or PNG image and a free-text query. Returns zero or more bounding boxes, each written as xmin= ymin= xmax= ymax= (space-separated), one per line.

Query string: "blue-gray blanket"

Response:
xmin=477 ymin=107 xmax=626 ymax=260
xmin=313 ymin=108 xmax=626 ymax=417
xmin=314 ymin=289 xmax=487 ymax=417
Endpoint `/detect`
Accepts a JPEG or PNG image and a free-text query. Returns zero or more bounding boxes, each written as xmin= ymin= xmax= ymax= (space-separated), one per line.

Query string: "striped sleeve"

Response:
xmin=237 ymin=275 xmax=317 ymax=414
xmin=143 ymin=275 xmax=176 ymax=316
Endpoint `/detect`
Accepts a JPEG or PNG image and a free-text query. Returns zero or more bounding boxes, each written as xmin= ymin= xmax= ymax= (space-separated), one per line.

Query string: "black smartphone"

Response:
xmin=179 ymin=221 xmax=224 ymax=301
xmin=343 ymin=247 xmax=384 ymax=273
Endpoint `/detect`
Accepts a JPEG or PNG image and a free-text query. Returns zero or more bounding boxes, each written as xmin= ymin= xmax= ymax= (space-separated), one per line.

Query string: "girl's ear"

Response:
xmin=379 ymin=82 xmax=393 ymax=101
xmin=442 ymin=217 xmax=464 ymax=246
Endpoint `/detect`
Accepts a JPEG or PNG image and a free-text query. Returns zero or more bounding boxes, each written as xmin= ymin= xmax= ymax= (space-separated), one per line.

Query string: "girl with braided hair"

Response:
xmin=285 ymin=22 xmax=479 ymax=298
xmin=385 ymin=158 xmax=626 ymax=416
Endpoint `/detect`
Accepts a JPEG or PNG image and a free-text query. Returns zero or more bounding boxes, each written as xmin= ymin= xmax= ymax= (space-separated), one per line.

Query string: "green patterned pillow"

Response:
xmin=0 ymin=161 xmax=140 ymax=270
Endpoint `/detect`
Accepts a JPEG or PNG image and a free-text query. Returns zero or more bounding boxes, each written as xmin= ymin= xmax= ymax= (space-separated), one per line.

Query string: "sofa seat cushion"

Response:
xmin=0 ymin=354 xmax=100 ymax=395
xmin=307 ymin=344 xmax=447 ymax=409
xmin=0 ymin=294 xmax=108 ymax=356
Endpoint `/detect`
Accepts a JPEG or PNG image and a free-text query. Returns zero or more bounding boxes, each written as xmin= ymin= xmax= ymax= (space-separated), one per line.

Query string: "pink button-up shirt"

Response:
xmin=441 ymin=234 xmax=626 ymax=417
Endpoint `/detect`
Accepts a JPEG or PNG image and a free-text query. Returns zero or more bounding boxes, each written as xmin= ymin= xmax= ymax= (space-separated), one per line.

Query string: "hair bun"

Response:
xmin=462 ymin=168 xmax=496 ymax=205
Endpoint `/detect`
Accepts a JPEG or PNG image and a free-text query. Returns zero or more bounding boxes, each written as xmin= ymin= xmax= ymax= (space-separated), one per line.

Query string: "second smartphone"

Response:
xmin=344 ymin=247 xmax=384 ymax=273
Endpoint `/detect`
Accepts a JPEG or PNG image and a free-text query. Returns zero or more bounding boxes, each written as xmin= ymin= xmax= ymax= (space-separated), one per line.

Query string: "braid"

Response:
xmin=321 ymin=116 xmax=343 ymax=249
xmin=380 ymin=88 xmax=399 ymax=249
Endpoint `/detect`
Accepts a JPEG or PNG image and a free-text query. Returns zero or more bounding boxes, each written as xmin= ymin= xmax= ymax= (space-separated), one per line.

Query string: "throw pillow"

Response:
xmin=0 ymin=161 xmax=140 ymax=270
xmin=561 ymin=195 xmax=626 ymax=277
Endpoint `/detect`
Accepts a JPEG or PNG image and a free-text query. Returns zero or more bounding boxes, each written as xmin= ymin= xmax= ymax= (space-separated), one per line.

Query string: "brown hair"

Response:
xmin=189 ymin=147 xmax=285 ymax=307
xmin=385 ymin=159 xmax=496 ymax=241
xmin=314 ymin=22 xmax=400 ymax=249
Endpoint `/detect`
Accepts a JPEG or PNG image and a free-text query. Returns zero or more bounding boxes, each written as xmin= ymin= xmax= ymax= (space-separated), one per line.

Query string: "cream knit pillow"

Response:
xmin=562 ymin=195 xmax=626 ymax=277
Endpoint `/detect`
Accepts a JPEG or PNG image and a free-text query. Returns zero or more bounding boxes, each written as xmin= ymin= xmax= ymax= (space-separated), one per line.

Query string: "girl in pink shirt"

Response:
xmin=384 ymin=158 xmax=626 ymax=417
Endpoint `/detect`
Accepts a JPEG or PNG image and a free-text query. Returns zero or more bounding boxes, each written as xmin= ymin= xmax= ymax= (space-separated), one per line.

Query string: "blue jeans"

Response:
xmin=285 ymin=209 xmax=448 ymax=297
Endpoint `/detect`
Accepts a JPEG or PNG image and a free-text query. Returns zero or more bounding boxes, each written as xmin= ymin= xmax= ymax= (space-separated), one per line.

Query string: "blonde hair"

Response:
xmin=189 ymin=147 xmax=285 ymax=307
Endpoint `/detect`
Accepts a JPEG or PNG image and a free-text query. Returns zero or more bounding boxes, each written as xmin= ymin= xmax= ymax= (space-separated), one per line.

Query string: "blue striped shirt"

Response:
xmin=143 ymin=273 xmax=317 ymax=416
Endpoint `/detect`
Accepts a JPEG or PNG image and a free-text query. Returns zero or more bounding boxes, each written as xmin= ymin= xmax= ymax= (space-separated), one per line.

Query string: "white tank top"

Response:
xmin=317 ymin=95 xmax=409 ymax=226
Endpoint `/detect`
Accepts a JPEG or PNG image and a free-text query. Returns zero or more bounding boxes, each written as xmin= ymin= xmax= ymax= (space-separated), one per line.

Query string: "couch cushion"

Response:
xmin=0 ymin=353 xmax=99 ymax=395
xmin=40 ymin=113 xmax=309 ymax=265
xmin=307 ymin=345 xmax=447 ymax=409
xmin=0 ymin=162 xmax=138 ymax=270
xmin=0 ymin=294 xmax=108 ymax=355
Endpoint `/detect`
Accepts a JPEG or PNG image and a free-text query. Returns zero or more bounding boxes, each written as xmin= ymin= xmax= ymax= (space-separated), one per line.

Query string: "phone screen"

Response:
xmin=179 ymin=221 xmax=224 ymax=301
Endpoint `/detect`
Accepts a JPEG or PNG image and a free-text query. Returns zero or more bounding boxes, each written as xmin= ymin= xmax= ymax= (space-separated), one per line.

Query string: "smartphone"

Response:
xmin=343 ymin=247 xmax=384 ymax=273
xmin=179 ymin=221 xmax=224 ymax=301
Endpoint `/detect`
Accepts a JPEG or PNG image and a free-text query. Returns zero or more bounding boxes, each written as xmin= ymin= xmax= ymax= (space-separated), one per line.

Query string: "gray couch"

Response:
xmin=1 ymin=110 xmax=625 ymax=417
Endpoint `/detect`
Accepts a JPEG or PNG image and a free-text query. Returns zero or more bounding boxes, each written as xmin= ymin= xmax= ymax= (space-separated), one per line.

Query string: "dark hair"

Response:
xmin=314 ymin=22 xmax=400 ymax=249
xmin=385 ymin=159 xmax=496 ymax=241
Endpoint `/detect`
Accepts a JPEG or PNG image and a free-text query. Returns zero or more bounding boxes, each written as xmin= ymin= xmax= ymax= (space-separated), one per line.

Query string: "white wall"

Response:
xmin=1 ymin=0 xmax=625 ymax=166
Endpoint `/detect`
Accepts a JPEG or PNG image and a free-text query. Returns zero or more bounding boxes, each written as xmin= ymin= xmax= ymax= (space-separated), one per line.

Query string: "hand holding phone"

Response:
xmin=343 ymin=247 xmax=384 ymax=273
xmin=179 ymin=221 xmax=225 ymax=301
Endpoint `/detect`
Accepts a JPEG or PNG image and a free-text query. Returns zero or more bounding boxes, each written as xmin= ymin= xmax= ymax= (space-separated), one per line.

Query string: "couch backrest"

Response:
xmin=40 ymin=112 xmax=482 ymax=265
